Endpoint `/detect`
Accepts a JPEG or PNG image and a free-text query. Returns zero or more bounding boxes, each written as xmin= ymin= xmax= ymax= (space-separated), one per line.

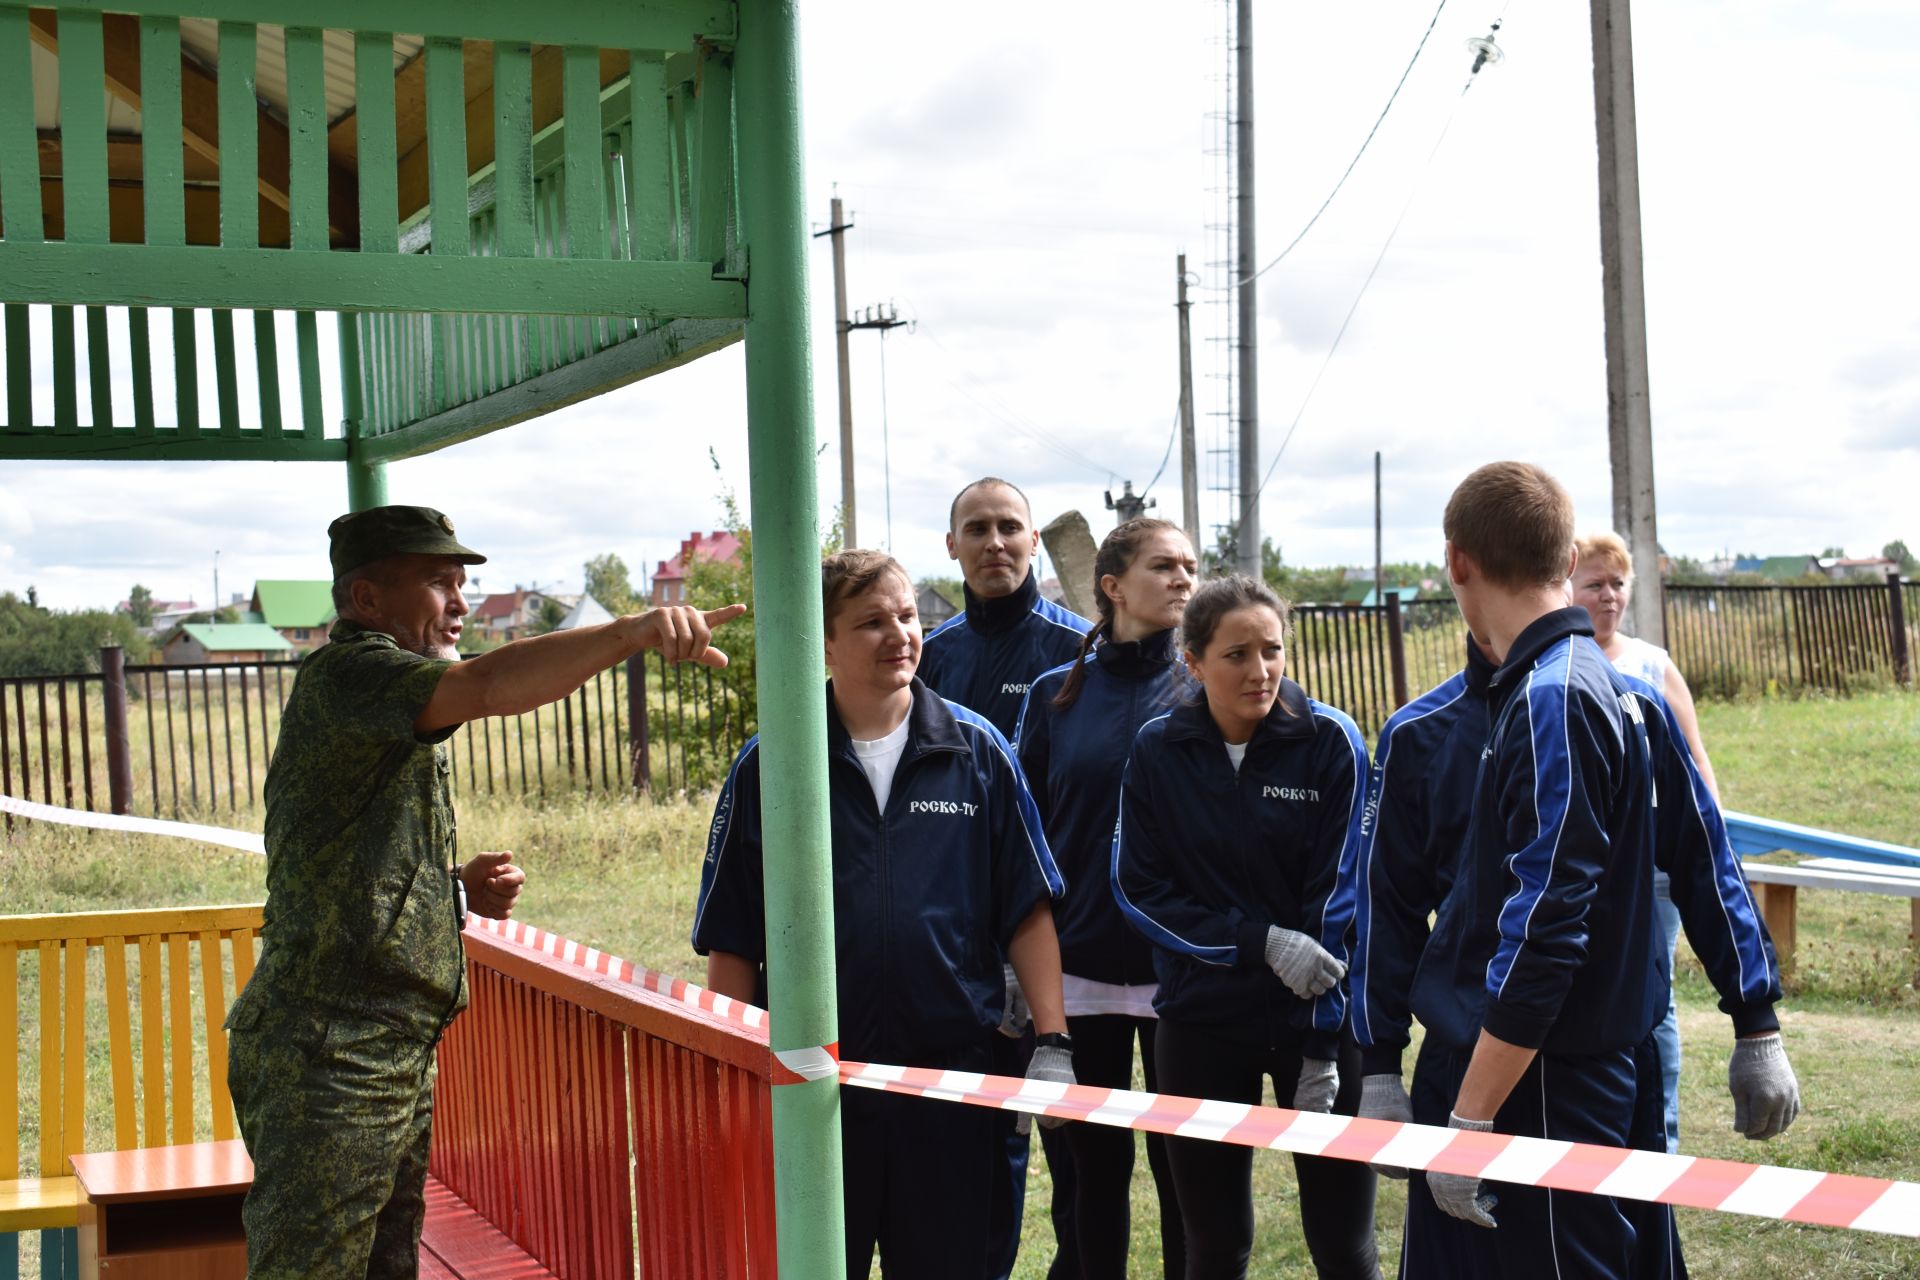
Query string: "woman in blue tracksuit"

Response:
xmin=1013 ymin=517 xmax=1195 ymax=1280
xmin=1113 ymin=575 xmax=1380 ymax=1280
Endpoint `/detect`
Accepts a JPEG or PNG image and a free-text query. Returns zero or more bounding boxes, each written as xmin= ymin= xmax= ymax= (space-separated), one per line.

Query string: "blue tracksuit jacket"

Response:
xmin=1013 ymin=629 xmax=1190 ymax=986
xmin=1407 ymin=609 xmax=1780 ymax=1058
xmin=692 ymin=678 xmax=1065 ymax=1065
xmin=918 ymin=570 xmax=1092 ymax=737
xmin=1112 ymin=680 xmax=1369 ymax=1059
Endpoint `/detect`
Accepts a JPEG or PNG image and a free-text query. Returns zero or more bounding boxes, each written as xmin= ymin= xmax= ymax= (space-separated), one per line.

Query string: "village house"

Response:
xmin=470 ymin=586 xmax=574 ymax=640
xmin=651 ymin=531 xmax=744 ymax=605
xmin=160 ymin=622 xmax=296 ymax=666
xmin=248 ymin=580 xmax=336 ymax=653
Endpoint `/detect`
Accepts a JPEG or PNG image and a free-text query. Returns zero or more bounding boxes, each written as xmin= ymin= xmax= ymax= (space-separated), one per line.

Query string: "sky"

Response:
xmin=4 ymin=0 xmax=1917 ymax=610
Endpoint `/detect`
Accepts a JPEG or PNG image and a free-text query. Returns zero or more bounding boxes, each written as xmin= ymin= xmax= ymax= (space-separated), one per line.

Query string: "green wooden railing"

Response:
xmin=0 ymin=1 xmax=746 ymax=465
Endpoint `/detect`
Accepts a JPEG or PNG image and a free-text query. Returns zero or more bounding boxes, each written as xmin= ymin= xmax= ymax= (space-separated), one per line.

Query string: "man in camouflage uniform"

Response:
xmin=226 ymin=505 xmax=742 ymax=1280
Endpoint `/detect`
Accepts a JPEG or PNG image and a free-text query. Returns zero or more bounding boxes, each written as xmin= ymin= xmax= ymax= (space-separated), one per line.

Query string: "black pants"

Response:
xmin=1155 ymin=1020 xmax=1380 ymax=1280
xmin=1061 ymin=1014 xmax=1183 ymax=1280
xmin=843 ymin=1079 xmax=999 ymax=1279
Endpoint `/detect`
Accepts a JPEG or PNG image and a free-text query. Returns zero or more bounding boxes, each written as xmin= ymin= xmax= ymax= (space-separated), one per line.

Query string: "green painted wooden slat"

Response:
xmin=0 ymin=7 xmax=43 ymax=243
xmin=128 ymin=310 xmax=155 ymax=433
xmin=0 ymin=431 xmax=347 ymax=462
xmin=337 ymin=311 xmax=365 ymax=440
xmin=254 ymin=312 xmax=282 ymax=436
xmin=691 ymin=53 xmax=733 ymax=269
xmin=492 ymin=43 xmax=536 ymax=259
xmin=283 ymin=26 xmax=327 ymax=252
xmin=4 ymin=306 xmax=30 ymax=430
xmin=138 ymin=18 xmax=185 ymax=246
xmin=56 ymin=10 xmax=109 ymax=243
xmin=211 ymin=311 xmax=240 ymax=433
xmin=171 ymin=310 xmax=199 ymax=431
xmin=86 ymin=308 xmax=113 ymax=429
xmin=425 ymin=37 xmax=470 ymax=259
xmin=295 ymin=311 xmax=321 ymax=437
xmin=0 ymin=0 xmax=735 ymax=50
xmin=216 ymin=22 xmax=259 ymax=248
xmin=665 ymin=87 xmax=693 ymax=261
xmin=355 ymin=31 xmax=400 ymax=255
xmin=52 ymin=309 xmax=78 ymax=430
xmin=0 ymin=243 xmax=747 ymax=317
xmin=562 ymin=46 xmax=609 ymax=262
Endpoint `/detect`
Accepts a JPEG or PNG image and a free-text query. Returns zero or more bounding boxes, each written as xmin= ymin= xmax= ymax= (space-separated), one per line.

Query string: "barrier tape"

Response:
xmin=0 ymin=792 xmax=265 ymax=854
xmin=17 ymin=802 xmax=1914 ymax=1239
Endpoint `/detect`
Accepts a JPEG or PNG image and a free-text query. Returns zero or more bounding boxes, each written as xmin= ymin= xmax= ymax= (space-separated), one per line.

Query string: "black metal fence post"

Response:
xmin=100 ymin=646 xmax=133 ymax=815
xmin=1385 ymin=592 xmax=1409 ymax=709
xmin=627 ymin=653 xmax=651 ymax=793
xmin=1891 ymin=570 xmax=1913 ymax=689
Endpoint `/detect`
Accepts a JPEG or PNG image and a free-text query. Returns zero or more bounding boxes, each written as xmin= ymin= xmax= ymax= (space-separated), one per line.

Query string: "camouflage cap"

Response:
xmin=327 ymin=505 xmax=487 ymax=579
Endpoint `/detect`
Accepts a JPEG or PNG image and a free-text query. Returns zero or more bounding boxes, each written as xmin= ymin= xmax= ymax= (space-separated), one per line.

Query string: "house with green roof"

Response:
xmin=250 ymin=580 xmax=337 ymax=653
xmin=161 ymin=623 xmax=297 ymax=666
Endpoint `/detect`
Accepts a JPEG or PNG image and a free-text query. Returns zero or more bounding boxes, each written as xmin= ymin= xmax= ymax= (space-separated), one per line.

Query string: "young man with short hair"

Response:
xmin=918 ymin=477 xmax=1091 ymax=1279
xmin=694 ymin=550 xmax=1073 ymax=1280
xmin=1395 ymin=463 xmax=1796 ymax=1277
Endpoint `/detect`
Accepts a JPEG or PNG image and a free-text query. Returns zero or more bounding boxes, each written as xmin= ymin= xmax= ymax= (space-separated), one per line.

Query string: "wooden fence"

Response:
xmin=1664 ymin=577 xmax=1917 ymax=699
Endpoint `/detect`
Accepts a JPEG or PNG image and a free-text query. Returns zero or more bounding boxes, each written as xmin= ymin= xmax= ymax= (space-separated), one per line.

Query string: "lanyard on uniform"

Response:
xmin=452 ymin=868 xmax=469 ymax=932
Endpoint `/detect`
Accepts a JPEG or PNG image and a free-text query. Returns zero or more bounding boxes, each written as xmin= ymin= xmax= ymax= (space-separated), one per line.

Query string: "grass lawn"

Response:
xmin=4 ymin=691 xmax=1917 ymax=1277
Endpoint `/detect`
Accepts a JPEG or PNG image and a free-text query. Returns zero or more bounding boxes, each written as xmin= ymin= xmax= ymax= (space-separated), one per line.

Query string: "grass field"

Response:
xmin=3 ymin=691 xmax=1917 ymax=1277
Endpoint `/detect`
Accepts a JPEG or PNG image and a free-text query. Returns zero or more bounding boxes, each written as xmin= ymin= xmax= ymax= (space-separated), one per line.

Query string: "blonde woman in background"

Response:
xmin=1570 ymin=530 xmax=1718 ymax=1154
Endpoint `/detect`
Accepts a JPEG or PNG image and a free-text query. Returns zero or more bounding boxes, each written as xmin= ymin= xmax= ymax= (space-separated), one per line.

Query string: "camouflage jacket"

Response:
xmin=232 ymin=619 xmax=468 ymax=1042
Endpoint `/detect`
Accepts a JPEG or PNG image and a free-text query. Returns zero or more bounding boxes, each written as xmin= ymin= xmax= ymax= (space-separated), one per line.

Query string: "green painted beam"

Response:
xmin=0 ymin=429 xmax=346 ymax=462
xmin=357 ymin=318 xmax=739 ymax=460
xmin=0 ymin=0 xmax=735 ymax=50
xmin=0 ymin=244 xmax=747 ymax=318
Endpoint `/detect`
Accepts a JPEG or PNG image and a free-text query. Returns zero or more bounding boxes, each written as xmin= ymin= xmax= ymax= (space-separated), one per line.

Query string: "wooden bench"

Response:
xmin=3 ymin=905 xmax=262 ymax=1280
xmin=1727 ymin=811 xmax=1920 ymax=984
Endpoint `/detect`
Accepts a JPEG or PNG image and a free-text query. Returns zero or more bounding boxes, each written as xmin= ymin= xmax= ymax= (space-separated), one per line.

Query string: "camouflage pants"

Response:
xmin=228 ymin=1005 xmax=440 ymax=1280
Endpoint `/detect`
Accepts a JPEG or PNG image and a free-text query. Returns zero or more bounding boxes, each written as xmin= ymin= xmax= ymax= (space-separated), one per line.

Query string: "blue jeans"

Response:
xmin=1653 ymin=870 xmax=1682 ymax=1154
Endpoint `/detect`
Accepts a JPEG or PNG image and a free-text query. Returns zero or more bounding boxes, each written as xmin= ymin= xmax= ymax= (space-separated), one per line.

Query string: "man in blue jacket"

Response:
xmin=918 ymin=477 xmax=1092 ymax=1279
xmin=1393 ymin=463 xmax=1797 ymax=1278
xmin=694 ymin=550 xmax=1073 ymax=1279
xmin=1348 ymin=635 xmax=1800 ymax=1275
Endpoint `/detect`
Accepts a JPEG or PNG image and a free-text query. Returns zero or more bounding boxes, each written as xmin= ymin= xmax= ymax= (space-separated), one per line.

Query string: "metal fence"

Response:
xmin=1664 ymin=578 xmax=1916 ymax=700
xmin=0 ymin=648 xmax=749 ymax=824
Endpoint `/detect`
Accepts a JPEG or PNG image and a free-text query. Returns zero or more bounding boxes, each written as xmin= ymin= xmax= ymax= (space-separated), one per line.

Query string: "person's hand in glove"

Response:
xmin=1358 ymin=1074 xmax=1414 ymax=1177
xmin=1293 ymin=1058 xmax=1339 ymax=1112
xmin=998 ymin=963 xmax=1029 ymax=1039
xmin=1427 ymin=1113 xmax=1499 ymax=1228
xmin=1265 ymin=926 xmax=1345 ymax=999
xmin=1728 ymin=1032 xmax=1800 ymax=1140
xmin=1018 ymin=1039 xmax=1077 ymax=1136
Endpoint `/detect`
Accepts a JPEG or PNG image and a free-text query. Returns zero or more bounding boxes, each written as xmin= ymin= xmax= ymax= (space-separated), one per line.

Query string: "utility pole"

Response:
xmin=1106 ymin=481 xmax=1156 ymax=526
xmin=1176 ymin=254 xmax=1200 ymax=554
xmin=847 ymin=303 xmax=906 ymax=550
xmin=1233 ymin=0 xmax=1261 ymax=579
xmin=1374 ymin=450 xmax=1384 ymax=601
xmin=1590 ymin=0 xmax=1665 ymax=643
xmin=813 ymin=195 xmax=857 ymax=549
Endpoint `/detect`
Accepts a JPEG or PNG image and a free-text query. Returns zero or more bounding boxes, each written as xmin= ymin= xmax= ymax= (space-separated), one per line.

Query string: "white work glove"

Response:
xmin=1357 ymin=1074 xmax=1414 ymax=1178
xmin=1293 ymin=1058 xmax=1339 ymax=1112
xmin=1728 ymin=1033 xmax=1800 ymax=1140
xmin=1018 ymin=1044 xmax=1077 ymax=1135
xmin=998 ymin=964 xmax=1029 ymax=1039
xmin=1427 ymin=1112 xmax=1499 ymax=1228
xmin=1264 ymin=926 xmax=1345 ymax=999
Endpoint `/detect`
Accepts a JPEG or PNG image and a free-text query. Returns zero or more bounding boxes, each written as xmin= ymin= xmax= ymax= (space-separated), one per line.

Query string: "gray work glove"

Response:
xmin=1357 ymin=1074 xmax=1414 ymax=1178
xmin=1264 ymin=926 xmax=1346 ymax=999
xmin=1427 ymin=1112 xmax=1499 ymax=1228
xmin=1018 ymin=1044 xmax=1077 ymax=1135
xmin=1729 ymin=1033 xmax=1801 ymax=1140
xmin=1293 ymin=1058 xmax=1339 ymax=1113
xmin=998 ymin=964 xmax=1029 ymax=1039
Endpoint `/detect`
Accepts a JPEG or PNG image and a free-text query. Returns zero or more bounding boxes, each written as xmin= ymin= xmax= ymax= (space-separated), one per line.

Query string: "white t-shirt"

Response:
xmin=1062 ymin=973 xmax=1159 ymax=1019
xmin=1611 ymin=635 xmax=1671 ymax=688
xmin=850 ymin=717 xmax=911 ymax=812
xmin=1224 ymin=740 xmax=1249 ymax=773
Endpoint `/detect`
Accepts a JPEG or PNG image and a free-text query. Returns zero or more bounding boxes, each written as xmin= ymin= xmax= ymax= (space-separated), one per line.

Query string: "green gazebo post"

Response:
xmin=735 ymin=1 xmax=847 ymax=1273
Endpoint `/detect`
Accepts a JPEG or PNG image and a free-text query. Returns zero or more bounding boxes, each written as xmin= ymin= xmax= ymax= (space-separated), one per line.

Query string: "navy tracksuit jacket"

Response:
xmin=1014 ymin=629 xmax=1190 ymax=986
xmin=1112 ymin=680 xmax=1369 ymax=1059
xmin=691 ymin=677 xmax=1064 ymax=1065
xmin=918 ymin=570 xmax=1092 ymax=737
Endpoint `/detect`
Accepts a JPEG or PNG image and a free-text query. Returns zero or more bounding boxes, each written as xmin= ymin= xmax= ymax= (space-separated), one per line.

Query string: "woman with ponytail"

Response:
xmin=1013 ymin=518 xmax=1196 ymax=1279
xmin=1113 ymin=575 xmax=1380 ymax=1280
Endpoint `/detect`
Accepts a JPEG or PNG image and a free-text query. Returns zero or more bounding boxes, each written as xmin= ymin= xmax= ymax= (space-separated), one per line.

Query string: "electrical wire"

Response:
xmin=879 ymin=328 xmax=895 ymax=552
xmin=1222 ymin=0 xmax=1452 ymax=291
xmin=910 ymin=321 xmax=1115 ymax=481
xmin=1139 ymin=398 xmax=1184 ymax=500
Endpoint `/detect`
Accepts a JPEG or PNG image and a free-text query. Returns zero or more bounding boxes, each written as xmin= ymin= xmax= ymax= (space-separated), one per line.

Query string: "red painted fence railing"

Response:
xmin=431 ymin=922 xmax=779 ymax=1277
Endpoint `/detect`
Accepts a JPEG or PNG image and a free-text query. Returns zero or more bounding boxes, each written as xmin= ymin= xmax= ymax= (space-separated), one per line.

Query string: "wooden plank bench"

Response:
xmin=1727 ymin=811 xmax=1920 ymax=984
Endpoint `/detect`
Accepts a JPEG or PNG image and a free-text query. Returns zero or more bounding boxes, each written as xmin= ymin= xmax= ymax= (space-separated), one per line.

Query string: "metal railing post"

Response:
xmin=735 ymin=2 xmax=846 ymax=1274
xmin=100 ymin=645 xmax=133 ymax=815
xmin=626 ymin=652 xmax=651 ymax=793
xmin=1890 ymin=570 xmax=1912 ymax=688
xmin=1385 ymin=592 xmax=1409 ymax=709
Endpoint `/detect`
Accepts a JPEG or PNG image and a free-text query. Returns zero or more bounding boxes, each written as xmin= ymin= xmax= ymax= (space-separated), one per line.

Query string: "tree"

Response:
xmin=1820 ymin=545 xmax=1847 ymax=560
xmin=529 ymin=597 xmax=567 ymax=635
xmin=1884 ymin=540 xmax=1917 ymax=578
xmin=126 ymin=584 xmax=155 ymax=628
xmin=583 ymin=553 xmax=639 ymax=616
xmin=0 ymin=593 xmax=151 ymax=677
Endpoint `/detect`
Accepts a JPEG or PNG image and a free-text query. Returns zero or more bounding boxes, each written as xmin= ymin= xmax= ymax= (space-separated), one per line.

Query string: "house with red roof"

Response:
xmin=652 ymin=531 xmax=744 ymax=605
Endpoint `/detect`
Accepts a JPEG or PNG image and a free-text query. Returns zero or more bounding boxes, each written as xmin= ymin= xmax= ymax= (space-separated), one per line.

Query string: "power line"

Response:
xmin=1139 ymin=398 xmax=1184 ymax=500
xmin=1218 ymin=0 xmax=1452 ymax=291
xmin=910 ymin=321 xmax=1115 ymax=480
